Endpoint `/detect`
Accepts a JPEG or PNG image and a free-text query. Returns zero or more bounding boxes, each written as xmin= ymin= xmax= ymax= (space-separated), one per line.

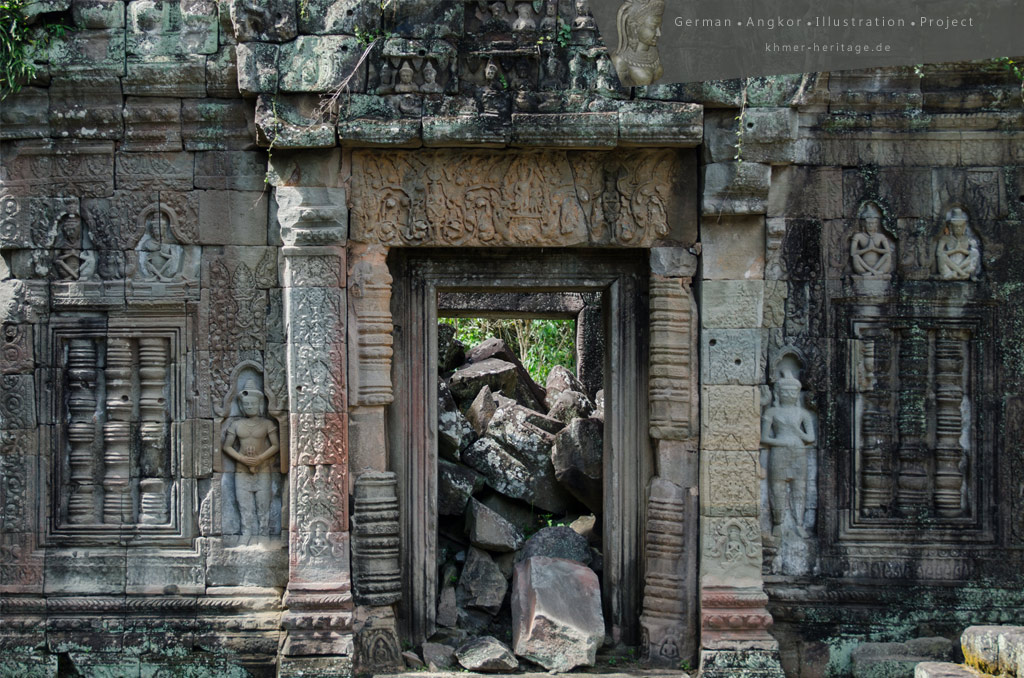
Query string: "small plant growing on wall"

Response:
xmin=1 ymin=0 xmax=68 ymax=100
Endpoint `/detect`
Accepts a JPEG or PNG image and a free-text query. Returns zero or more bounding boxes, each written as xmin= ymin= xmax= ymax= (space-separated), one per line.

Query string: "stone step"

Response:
xmin=961 ymin=625 xmax=1024 ymax=676
xmin=914 ymin=662 xmax=986 ymax=678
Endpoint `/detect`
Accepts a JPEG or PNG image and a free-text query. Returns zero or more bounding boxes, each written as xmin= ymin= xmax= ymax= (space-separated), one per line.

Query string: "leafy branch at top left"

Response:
xmin=0 ymin=0 xmax=70 ymax=100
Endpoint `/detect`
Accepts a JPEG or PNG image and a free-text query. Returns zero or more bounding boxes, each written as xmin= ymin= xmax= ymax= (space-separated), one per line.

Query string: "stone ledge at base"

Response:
xmin=698 ymin=649 xmax=786 ymax=677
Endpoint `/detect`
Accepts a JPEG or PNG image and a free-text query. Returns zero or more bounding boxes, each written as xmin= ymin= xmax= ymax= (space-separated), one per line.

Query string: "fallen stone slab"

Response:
xmin=548 ymin=389 xmax=595 ymax=425
xmin=466 ymin=498 xmax=524 ymax=553
xmin=462 ymin=437 xmax=534 ymax=503
xmin=467 ymin=337 xmax=547 ymax=411
xmin=455 ymin=636 xmax=519 ymax=672
xmin=512 ymin=556 xmax=604 ymax=672
xmin=422 ymin=642 xmax=457 ymax=670
xmin=449 ymin=357 xmax=518 ymax=407
xmin=851 ymin=637 xmax=954 ymax=678
xmin=438 ymin=322 xmax=466 ymax=373
xmin=962 ymin=625 xmax=1024 ymax=676
xmin=402 ymin=650 xmax=425 ymax=669
xmin=552 ymin=417 xmax=604 ymax=514
xmin=439 ymin=380 xmax=477 ymax=462
xmin=456 ymin=546 xmax=508 ymax=615
xmin=466 ymin=385 xmax=498 ymax=436
xmin=914 ymin=663 xmax=985 ymax=678
xmin=521 ymin=526 xmax=592 ymax=565
xmin=545 ymin=365 xmax=587 ymax=409
xmin=487 ymin=403 xmax=573 ymax=514
xmin=438 ymin=460 xmax=484 ymax=516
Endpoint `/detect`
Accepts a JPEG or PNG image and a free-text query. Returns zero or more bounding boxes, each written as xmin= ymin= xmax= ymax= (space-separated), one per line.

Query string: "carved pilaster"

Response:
xmin=896 ymin=323 xmax=929 ymax=513
xmin=350 ymin=472 xmax=401 ymax=607
xmin=66 ymin=338 xmax=99 ymax=525
xmin=347 ymin=244 xmax=393 ymax=408
xmin=854 ymin=329 xmax=895 ymax=516
xmin=102 ymin=336 xmax=133 ymax=525
xmin=649 ymin=275 xmax=698 ymax=441
xmin=934 ymin=330 xmax=968 ymax=518
xmin=137 ymin=337 xmax=170 ymax=525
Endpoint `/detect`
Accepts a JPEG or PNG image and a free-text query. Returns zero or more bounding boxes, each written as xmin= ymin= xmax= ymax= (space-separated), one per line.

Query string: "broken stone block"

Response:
xmin=593 ymin=389 xmax=604 ymax=421
xmin=521 ymin=526 xmax=592 ymax=565
xmin=462 ymin=437 xmax=533 ymax=503
xmin=438 ymin=460 xmax=483 ymax=516
xmin=448 ymin=357 xmax=518 ymax=406
xmin=278 ymin=35 xmax=365 ymax=93
xmin=235 ymin=42 xmax=280 ymax=95
xmin=570 ymin=514 xmax=600 ymax=544
xmin=552 ymin=418 xmax=604 ymax=514
xmin=548 ymin=389 xmax=595 ymax=425
xmin=229 ymin=0 xmax=298 ymax=42
xmin=851 ymin=637 xmax=954 ymax=678
xmin=961 ymin=626 xmax=1024 ymax=675
xmin=467 ymin=337 xmax=547 ymax=410
xmin=466 ymin=385 xmax=497 ymax=436
xmin=456 ymin=547 xmax=508 ymax=616
xmin=255 ymin=94 xmax=335 ymax=148
xmin=422 ymin=641 xmax=457 ymax=670
xmin=466 ymin=498 xmax=524 ymax=553
xmin=437 ymin=584 xmax=458 ymax=628
xmin=545 ymin=364 xmax=587 ymax=409
xmin=402 ymin=650 xmax=424 ymax=668
xmin=438 ymin=322 xmax=466 ymax=372
xmin=512 ymin=556 xmax=604 ymax=672
xmin=455 ymin=636 xmax=518 ymax=672
xmin=481 ymin=492 xmax=540 ymax=535
xmin=913 ymin=664 xmax=979 ymax=678
xmin=439 ymin=380 xmax=477 ymax=461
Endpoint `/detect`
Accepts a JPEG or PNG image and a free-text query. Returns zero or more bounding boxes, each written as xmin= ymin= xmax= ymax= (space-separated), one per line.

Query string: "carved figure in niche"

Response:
xmin=53 ymin=214 xmax=83 ymax=280
xmin=761 ymin=371 xmax=816 ymax=538
xmin=466 ymin=187 xmax=499 ymax=241
xmin=707 ymin=518 xmax=760 ymax=576
xmin=394 ymin=61 xmax=417 ymax=93
xmin=421 ymin=61 xmax=443 ymax=94
xmin=573 ymin=0 xmax=596 ymax=30
xmin=936 ymin=206 xmax=981 ymax=280
xmin=540 ymin=0 xmax=557 ymax=32
xmin=137 ymin=208 xmax=183 ymax=282
xmin=512 ymin=2 xmax=536 ymax=31
xmin=377 ymin=60 xmax=394 ymax=94
xmin=610 ymin=0 xmax=665 ymax=86
xmin=850 ymin=202 xmax=894 ymax=277
xmin=541 ymin=49 xmax=564 ymax=89
xmin=222 ymin=380 xmax=280 ymax=537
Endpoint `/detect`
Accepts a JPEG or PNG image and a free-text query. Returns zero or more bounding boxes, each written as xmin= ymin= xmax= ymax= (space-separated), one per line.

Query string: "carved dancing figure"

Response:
xmin=222 ymin=380 xmax=280 ymax=537
xmin=761 ymin=372 xmax=816 ymax=538
xmin=137 ymin=211 xmax=182 ymax=282
xmin=850 ymin=202 xmax=893 ymax=277
xmin=610 ymin=0 xmax=665 ymax=86
xmin=936 ymin=206 xmax=980 ymax=280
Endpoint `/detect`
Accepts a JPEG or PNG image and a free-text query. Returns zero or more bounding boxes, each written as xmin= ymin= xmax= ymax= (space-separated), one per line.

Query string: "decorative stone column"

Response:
xmin=641 ymin=248 xmax=700 ymax=667
xmin=277 ymin=185 xmax=353 ymax=666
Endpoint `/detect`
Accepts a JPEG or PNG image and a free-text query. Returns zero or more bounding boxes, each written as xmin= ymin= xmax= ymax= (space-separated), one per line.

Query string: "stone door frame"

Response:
xmin=388 ymin=247 xmax=652 ymax=644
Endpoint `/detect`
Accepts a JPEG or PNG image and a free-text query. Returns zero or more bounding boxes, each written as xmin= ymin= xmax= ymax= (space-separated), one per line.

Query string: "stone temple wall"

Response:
xmin=1 ymin=1 xmax=1024 ymax=676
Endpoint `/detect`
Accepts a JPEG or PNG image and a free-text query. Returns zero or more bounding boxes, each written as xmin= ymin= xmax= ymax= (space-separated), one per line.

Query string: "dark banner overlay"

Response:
xmin=588 ymin=0 xmax=1024 ymax=85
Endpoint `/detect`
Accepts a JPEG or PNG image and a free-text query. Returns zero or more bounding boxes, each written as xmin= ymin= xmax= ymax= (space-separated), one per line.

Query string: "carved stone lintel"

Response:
xmin=649 ymin=275 xmax=697 ymax=440
xmin=350 ymin=472 xmax=401 ymax=607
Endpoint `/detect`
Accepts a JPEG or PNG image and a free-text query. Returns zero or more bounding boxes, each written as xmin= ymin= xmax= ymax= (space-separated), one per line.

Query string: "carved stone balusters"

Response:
xmin=102 ymin=337 xmax=134 ymax=524
xmin=934 ymin=331 xmax=968 ymax=517
xmin=137 ymin=337 xmax=170 ymax=525
xmin=66 ymin=339 xmax=100 ymax=524
xmin=896 ymin=324 xmax=930 ymax=514
xmin=856 ymin=331 xmax=895 ymax=516
xmin=351 ymin=472 xmax=401 ymax=606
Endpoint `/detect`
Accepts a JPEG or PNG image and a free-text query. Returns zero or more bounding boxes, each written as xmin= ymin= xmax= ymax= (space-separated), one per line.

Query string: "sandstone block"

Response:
xmin=422 ymin=642 xmax=456 ymax=670
xmin=229 ymin=0 xmax=297 ymax=42
xmin=480 ymin=493 xmax=538 ymax=535
xmin=547 ymin=390 xmax=594 ymax=425
xmin=961 ymin=625 xmax=1024 ymax=675
xmin=196 ymin=191 xmax=268 ymax=244
xmin=619 ymin=100 xmax=703 ymax=147
xmin=299 ymin=0 xmax=379 ymax=34
xmin=437 ymin=584 xmax=458 ymax=628
xmin=455 ymin=636 xmax=518 ymax=672
xmin=279 ymin=36 xmax=365 ymax=93
xmin=851 ymin=638 xmax=954 ymax=678
xmin=124 ymin=55 xmax=206 ymax=98
xmin=703 ymin=162 xmax=771 ymax=216
xmin=466 ymin=498 xmax=524 ymax=553
xmin=49 ymin=27 xmax=125 ymax=76
xmin=48 ymin=76 xmax=123 ymax=139
xmin=914 ymin=663 xmax=983 ymax=678
xmin=438 ymin=322 xmax=466 ymax=373
xmin=461 ymin=437 xmax=533 ymax=502
xmin=521 ymin=526 xmax=591 ymax=565
xmin=0 ymin=87 xmax=49 ymax=139
xmin=701 ymin=216 xmax=766 ymax=281
xmin=702 ymin=328 xmax=762 ymax=385
xmin=206 ymin=46 xmax=240 ymax=98
xmin=448 ymin=358 xmax=518 ymax=406
xmin=456 ymin=547 xmax=508 ymax=615
xmin=469 ymin=338 xmax=546 ymax=409
xmin=551 ymin=418 xmax=603 ymax=513
xmin=466 ymin=385 xmax=497 ymax=436
xmin=182 ymin=99 xmax=257 ymax=151
xmin=545 ymin=364 xmax=586 ymax=409
xmin=73 ymin=0 xmax=124 ymax=29
xmin=650 ymin=247 xmax=698 ymax=278
xmin=122 ymin=96 xmax=182 ymax=152
xmin=402 ymin=651 xmax=424 ymax=669
xmin=438 ymin=381 xmax=477 ymax=461
xmin=486 ymin=403 xmax=573 ymax=514
xmin=701 ymin=386 xmax=761 ymax=451
xmin=194 ymin=151 xmax=267 ymax=191
xmin=236 ymin=42 xmax=280 ymax=96
xmin=438 ymin=460 xmax=483 ymax=516
xmin=701 ymin=280 xmax=764 ymax=329
xmin=511 ymin=556 xmax=604 ymax=672
xmin=255 ymin=94 xmax=335 ymax=149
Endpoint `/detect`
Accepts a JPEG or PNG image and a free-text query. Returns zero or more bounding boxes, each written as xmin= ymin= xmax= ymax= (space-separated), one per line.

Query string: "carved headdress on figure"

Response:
xmin=611 ymin=0 xmax=666 ymax=86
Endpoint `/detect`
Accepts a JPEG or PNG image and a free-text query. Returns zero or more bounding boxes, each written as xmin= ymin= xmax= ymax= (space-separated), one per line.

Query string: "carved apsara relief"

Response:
xmin=349 ymin=149 xmax=680 ymax=247
xmin=935 ymin=206 xmax=981 ymax=281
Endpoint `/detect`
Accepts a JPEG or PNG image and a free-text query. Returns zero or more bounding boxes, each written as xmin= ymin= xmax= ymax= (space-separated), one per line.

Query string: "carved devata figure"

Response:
xmin=761 ymin=351 xmax=818 ymax=575
xmin=610 ymin=0 xmax=665 ymax=86
xmin=216 ymin=364 xmax=288 ymax=544
xmin=850 ymin=201 xmax=894 ymax=278
xmin=936 ymin=206 xmax=981 ymax=280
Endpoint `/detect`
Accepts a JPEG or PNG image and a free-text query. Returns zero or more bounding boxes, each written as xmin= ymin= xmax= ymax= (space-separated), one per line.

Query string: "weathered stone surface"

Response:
xmin=182 ymin=98 xmax=258 ymax=151
xmin=122 ymin=96 xmax=182 ymax=152
xmin=438 ymin=381 xmax=477 ymax=461
xmin=438 ymin=460 xmax=483 ymax=516
xmin=511 ymin=556 xmax=604 ymax=672
xmin=124 ymin=55 xmax=207 ymax=98
xmin=545 ymin=364 xmax=586 ymax=409
xmin=229 ymin=0 xmax=298 ymax=42
xmin=402 ymin=650 xmax=424 ymax=668
xmin=1 ymin=87 xmax=49 ymax=139
xmin=438 ymin=322 xmax=466 ymax=372
xmin=551 ymin=418 xmax=603 ymax=513
xmin=437 ymin=583 xmax=458 ymax=628
xmin=448 ymin=357 xmax=518 ymax=407
xmin=469 ymin=338 xmax=546 ymax=410
xmin=235 ymin=42 xmax=280 ymax=95
xmin=702 ymin=328 xmax=762 ymax=386
xmin=49 ymin=76 xmax=123 ymax=139
xmin=466 ymin=498 xmax=524 ymax=552
xmin=194 ymin=151 xmax=268 ymax=190
xmin=570 ymin=514 xmax=599 ymax=544
xmin=455 ymin=636 xmax=518 ymax=672
xmin=703 ymin=162 xmax=771 ymax=216
xmin=650 ymin=246 xmax=699 ymax=278
xmin=279 ymin=36 xmax=365 ymax=93
xmin=851 ymin=638 xmax=954 ymax=678
xmin=701 ymin=280 xmax=764 ymax=329
xmin=521 ymin=526 xmax=592 ymax=565
xmin=422 ymin=642 xmax=457 ymax=670
xmin=197 ymin=191 xmax=268 ymax=245
xmin=547 ymin=390 xmax=594 ymax=425
xmin=961 ymin=626 xmax=1024 ymax=676
xmin=255 ymin=94 xmax=335 ymax=148
xmin=456 ymin=546 xmax=508 ymax=615
xmin=480 ymin=492 xmax=539 ymax=535
xmin=913 ymin=664 xmax=982 ymax=678
xmin=461 ymin=437 xmax=533 ymax=502
xmin=465 ymin=385 xmax=497 ymax=436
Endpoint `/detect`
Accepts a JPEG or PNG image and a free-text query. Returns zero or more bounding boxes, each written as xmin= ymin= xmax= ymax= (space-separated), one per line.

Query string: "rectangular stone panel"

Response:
xmin=48 ymin=28 xmax=126 ymax=76
xmin=197 ymin=190 xmax=269 ymax=245
xmin=700 ymin=385 xmax=761 ymax=452
xmin=701 ymin=329 xmax=762 ymax=386
xmin=0 ymin=87 xmax=49 ymax=140
xmin=701 ymin=281 xmax=764 ymax=329
xmin=48 ymin=76 xmax=124 ymax=139
xmin=124 ymin=55 xmax=207 ymax=98
xmin=700 ymin=216 xmax=766 ymax=281
xmin=122 ymin=97 xmax=183 ymax=152
xmin=115 ymin=151 xmax=194 ymax=191
xmin=701 ymin=450 xmax=760 ymax=517
xmin=194 ymin=151 xmax=268 ymax=191
xmin=182 ymin=99 xmax=258 ymax=151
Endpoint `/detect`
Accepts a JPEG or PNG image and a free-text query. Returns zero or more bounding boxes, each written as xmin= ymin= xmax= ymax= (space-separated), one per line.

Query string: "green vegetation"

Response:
xmin=0 ymin=0 xmax=67 ymax=100
xmin=446 ymin=317 xmax=576 ymax=384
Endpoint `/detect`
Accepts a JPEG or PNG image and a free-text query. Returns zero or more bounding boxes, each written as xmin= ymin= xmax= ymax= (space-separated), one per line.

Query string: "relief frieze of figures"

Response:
xmin=349 ymin=149 xmax=681 ymax=247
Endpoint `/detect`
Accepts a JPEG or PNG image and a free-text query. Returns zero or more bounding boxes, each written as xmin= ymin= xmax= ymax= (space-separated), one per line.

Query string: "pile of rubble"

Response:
xmin=419 ymin=325 xmax=606 ymax=672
